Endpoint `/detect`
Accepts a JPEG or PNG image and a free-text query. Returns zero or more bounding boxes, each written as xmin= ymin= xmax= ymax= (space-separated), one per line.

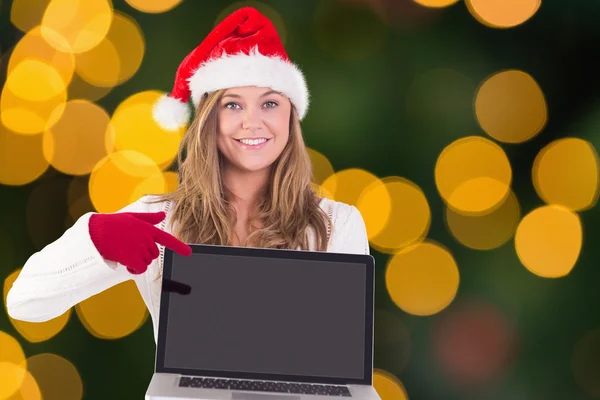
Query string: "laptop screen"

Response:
xmin=156 ymin=246 xmax=374 ymax=385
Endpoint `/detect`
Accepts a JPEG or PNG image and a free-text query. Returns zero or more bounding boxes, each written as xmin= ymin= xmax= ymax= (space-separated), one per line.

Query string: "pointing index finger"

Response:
xmin=151 ymin=226 xmax=192 ymax=256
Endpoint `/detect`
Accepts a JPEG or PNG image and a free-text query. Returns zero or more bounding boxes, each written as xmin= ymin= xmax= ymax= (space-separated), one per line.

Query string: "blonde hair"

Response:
xmin=150 ymin=89 xmax=330 ymax=259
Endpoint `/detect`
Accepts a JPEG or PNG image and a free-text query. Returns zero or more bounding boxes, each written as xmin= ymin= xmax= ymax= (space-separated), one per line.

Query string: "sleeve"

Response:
xmin=337 ymin=206 xmax=370 ymax=255
xmin=5 ymin=196 xmax=157 ymax=323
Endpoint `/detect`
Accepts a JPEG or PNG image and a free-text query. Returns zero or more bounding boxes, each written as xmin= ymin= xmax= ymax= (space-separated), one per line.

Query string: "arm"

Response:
xmin=337 ymin=206 xmax=370 ymax=255
xmin=5 ymin=196 xmax=159 ymax=322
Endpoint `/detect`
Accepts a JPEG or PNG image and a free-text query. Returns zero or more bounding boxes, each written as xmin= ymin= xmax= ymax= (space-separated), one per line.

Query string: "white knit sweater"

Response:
xmin=5 ymin=195 xmax=370 ymax=343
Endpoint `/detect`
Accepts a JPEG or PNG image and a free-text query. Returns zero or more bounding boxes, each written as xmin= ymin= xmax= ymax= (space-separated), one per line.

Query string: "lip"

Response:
xmin=234 ymin=138 xmax=272 ymax=150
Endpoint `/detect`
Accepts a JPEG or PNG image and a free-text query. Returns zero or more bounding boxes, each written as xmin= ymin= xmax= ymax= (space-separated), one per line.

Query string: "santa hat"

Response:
xmin=153 ymin=6 xmax=309 ymax=131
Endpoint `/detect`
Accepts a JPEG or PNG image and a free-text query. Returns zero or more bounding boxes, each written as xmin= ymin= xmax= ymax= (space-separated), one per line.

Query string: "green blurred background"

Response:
xmin=1 ymin=0 xmax=600 ymax=399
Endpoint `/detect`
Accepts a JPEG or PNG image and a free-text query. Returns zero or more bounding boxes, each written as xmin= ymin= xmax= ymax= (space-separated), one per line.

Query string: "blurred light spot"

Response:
xmin=0 ymin=83 xmax=67 ymax=135
xmin=572 ymin=328 xmax=600 ymax=398
xmin=25 ymin=353 xmax=83 ymax=400
xmin=432 ymin=301 xmax=517 ymax=389
xmin=466 ymin=0 xmax=541 ymax=28
xmin=89 ymin=150 xmax=164 ymax=213
xmin=359 ymin=176 xmax=430 ymax=252
xmin=5 ymin=366 xmax=41 ymax=400
xmin=405 ymin=68 xmax=476 ymax=137
xmin=26 ymin=177 xmax=71 ymax=250
xmin=42 ymin=100 xmax=114 ymax=176
xmin=75 ymin=11 xmax=145 ymax=87
xmin=413 ymin=0 xmax=459 ymax=8
xmin=6 ymin=60 xmax=65 ymax=103
xmin=475 ymin=70 xmax=547 ymax=143
xmin=373 ymin=369 xmax=409 ymax=400
xmin=435 ymin=136 xmax=512 ymax=214
xmin=8 ymin=26 xmax=75 ymax=87
xmin=111 ymin=91 xmax=184 ymax=168
xmin=314 ymin=0 xmax=386 ymax=61
xmin=3 ymin=269 xmax=71 ymax=343
xmin=341 ymin=0 xmax=443 ymax=30
xmin=10 ymin=0 xmax=51 ymax=33
xmin=533 ymin=138 xmax=599 ymax=211
xmin=67 ymin=176 xmax=96 ymax=220
xmin=41 ymin=0 xmax=113 ymax=53
xmin=0 ymin=331 xmax=27 ymax=398
xmin=312 ymin=183 xmax=335 ymax=200
xmin=385 ymin=240 xmax=459 ymax=316
xmin=374 ymin=310 xmax=411 ymax=374
xmin=515 ymin=205 xmax=582 ymax=278
xmin=446 ymin=189 xmax=520 ymax=250
xmin=0 ymin=123 xmax=49 ymax=186
xmin=125 ymin=0 xmax=183 ymax=14
xmin=217 ymin=2 xmax=287 ymax=45
xmin=76 ymin=280 xmax=149 ymax=339
xmin=67 ymin=72 xmax=113 ymax=102
xmin=307 ymin=147 xmax=335 ymax=187
xmin=163 ymin=171 xmax=179 ymax=193
xmin=321 ymin=168 xmax=382 ymax=208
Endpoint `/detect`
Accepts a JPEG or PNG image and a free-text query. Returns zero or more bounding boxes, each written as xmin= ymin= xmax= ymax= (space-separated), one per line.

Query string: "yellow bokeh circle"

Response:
xmin=466 ymin=0 xmax=541 ymax=29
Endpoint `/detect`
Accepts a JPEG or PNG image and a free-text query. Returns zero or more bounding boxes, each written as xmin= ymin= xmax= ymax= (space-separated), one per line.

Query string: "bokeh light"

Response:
xmin=446 ymin=189 xmax=520 ymax=250
xmin=385 ymin=240 xmax=459 ymax=316
xmin=475 ymin=70 xmax=547 ymax=143
xmin=533 ymin=137 xmax=599 ymax=211
xmin=110 ymin=90 xmax=184 ymax=168
xmin=0 ymin=123 xmax=49 ymax=186
xmin=41 ymin=0 xmax=114 ymax=54
xmin=89 ymin=150 xmax=165 ymax=213
xmin=515 ymin=205 xmax=582 ymax=278
xmin=125 ymin=0 xmax=184 ymax=14
xmin=321 ymin=168 xmax=381 ymax=208
xmin=5 ymin=366 xmax=42 ymax=400
xmin=0 ymin=331 xmax=27 ymax=399
xmin=435 ymin=136 xmax=512 ymax=215
xmin=10 ymin=0 xmax=51 ymax=33
xmin=163 ymin=171 xmax=179 ymax=193
xmin=466 ymin=0 xmax=541 ymax=29
xmin=75 ymin=11 xmax=145 ymax=87
xmin=25 ymin=353 xmax=83 ymax=400
xmin=67 ymin=72 xmax=113 ymax=102
xmin=432 ymin=301 xmax=517 ymax=389
xmin=4 ymin=269 xmax=71 ymax=343
xmin=358 ymin=176 xmax=431 ymax=252
xmin=42 ymin=100 xmax=115 ymax=176
xmin=217 ymin=2 xmax=287 ymax=45
xmin=75 ymin=280 xmax=149 ymax=339
xmin=6 ymin=60 xmax=65 ymax=102
xmin=412 ymin=0 xmax=459 ymax=8
xmin=572 ymin=328 xmax=600 ymax=398
xmin=307 ymin=147 xmax=335 ymax=187
xmin=373 ymin=369 xmax=409 ymax=400
xmin=314 ymin=0 xmax=386 ymax=61
xmin=0 ymin=79 xmax=67 ymax=135
xmin=8 ymin=26 xmax=76 ymax=87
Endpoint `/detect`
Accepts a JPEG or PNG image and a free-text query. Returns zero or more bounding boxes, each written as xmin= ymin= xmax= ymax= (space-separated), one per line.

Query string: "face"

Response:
xmin=217 ymin=86 xmax=291 ymax=173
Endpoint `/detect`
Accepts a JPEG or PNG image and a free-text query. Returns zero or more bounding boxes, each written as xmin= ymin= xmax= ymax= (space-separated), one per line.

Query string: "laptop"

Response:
xmin=145 ymin=243 xmax=381 ymax=400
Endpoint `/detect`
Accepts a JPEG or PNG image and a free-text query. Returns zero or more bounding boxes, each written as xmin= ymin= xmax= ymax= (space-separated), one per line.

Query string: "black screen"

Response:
xmin=161 ymin=252 xmax=367 ymax=379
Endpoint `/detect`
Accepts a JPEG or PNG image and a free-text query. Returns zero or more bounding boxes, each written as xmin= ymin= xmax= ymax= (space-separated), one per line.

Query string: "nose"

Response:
xmin=241 ymin=107 xmax=263 ymax=131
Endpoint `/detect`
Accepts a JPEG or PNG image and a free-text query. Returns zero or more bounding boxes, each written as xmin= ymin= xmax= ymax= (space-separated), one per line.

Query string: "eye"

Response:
xmin=263 ymin=101 xmax=278 ymax=108
xmin=224 ymin=102 xmax=240 ymax=109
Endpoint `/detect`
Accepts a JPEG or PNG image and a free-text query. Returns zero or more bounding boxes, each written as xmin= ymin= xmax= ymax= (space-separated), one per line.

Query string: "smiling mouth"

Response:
xmin=234 ymin=138 xmax=271 ymax=146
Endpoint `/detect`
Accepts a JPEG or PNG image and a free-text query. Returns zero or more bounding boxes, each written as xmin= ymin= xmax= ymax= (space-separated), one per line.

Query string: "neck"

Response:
xmin=222 ymin=164 xmax=271 ymax=213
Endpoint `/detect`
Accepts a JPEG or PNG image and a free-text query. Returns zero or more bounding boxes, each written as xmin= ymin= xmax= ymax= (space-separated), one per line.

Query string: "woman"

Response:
xmin=6 ymin=7 xmax=369 ymax=343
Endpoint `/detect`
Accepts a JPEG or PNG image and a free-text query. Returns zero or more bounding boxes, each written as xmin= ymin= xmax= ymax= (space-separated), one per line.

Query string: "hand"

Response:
xmin=88 ymin=211 xmax=192 ymax=275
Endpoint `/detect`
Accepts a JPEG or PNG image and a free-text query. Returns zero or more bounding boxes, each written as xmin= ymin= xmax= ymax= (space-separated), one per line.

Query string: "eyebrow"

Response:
xmin=222 ymin=90 xmax=282 ymax=99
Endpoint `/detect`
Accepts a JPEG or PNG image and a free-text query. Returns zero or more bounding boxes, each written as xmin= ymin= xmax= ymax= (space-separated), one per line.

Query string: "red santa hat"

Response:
xmin=153 ymin=6 xmax=309 ymax=131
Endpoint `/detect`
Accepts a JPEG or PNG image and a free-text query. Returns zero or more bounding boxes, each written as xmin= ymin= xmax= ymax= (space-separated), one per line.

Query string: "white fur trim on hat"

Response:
xmin=188 ymin=47 xmax=309 ymax=119
xmin=153 ymin=94 xmax=191 ymax=131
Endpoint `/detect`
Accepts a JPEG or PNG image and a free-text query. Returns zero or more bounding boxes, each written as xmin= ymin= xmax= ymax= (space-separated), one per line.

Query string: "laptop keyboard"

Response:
xmin=179 ymin=376 xmax=352 ymax=396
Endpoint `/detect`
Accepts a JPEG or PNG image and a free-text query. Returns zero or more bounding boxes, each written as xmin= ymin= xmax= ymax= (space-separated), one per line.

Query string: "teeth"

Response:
xmin=239 ymin=138 xmax=267 ymax=146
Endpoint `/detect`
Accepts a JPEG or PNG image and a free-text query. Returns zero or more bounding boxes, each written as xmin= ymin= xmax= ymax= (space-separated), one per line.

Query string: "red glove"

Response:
xmin=88 ymin=211 xmax=192 ymax=275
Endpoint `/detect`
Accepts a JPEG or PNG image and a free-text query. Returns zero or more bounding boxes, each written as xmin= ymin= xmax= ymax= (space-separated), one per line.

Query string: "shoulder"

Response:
xmin=320 ymin=197 xmax=363 ymax=227
xmin=117 ymin=194 xmax=171 ymax=214
xmin=319 ymin=197 xmax=369 ymax=254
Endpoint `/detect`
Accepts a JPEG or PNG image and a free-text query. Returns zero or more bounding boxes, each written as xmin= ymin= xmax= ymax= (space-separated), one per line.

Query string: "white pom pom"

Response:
xmin=152 ymin=94 xmax=191 ymax=131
